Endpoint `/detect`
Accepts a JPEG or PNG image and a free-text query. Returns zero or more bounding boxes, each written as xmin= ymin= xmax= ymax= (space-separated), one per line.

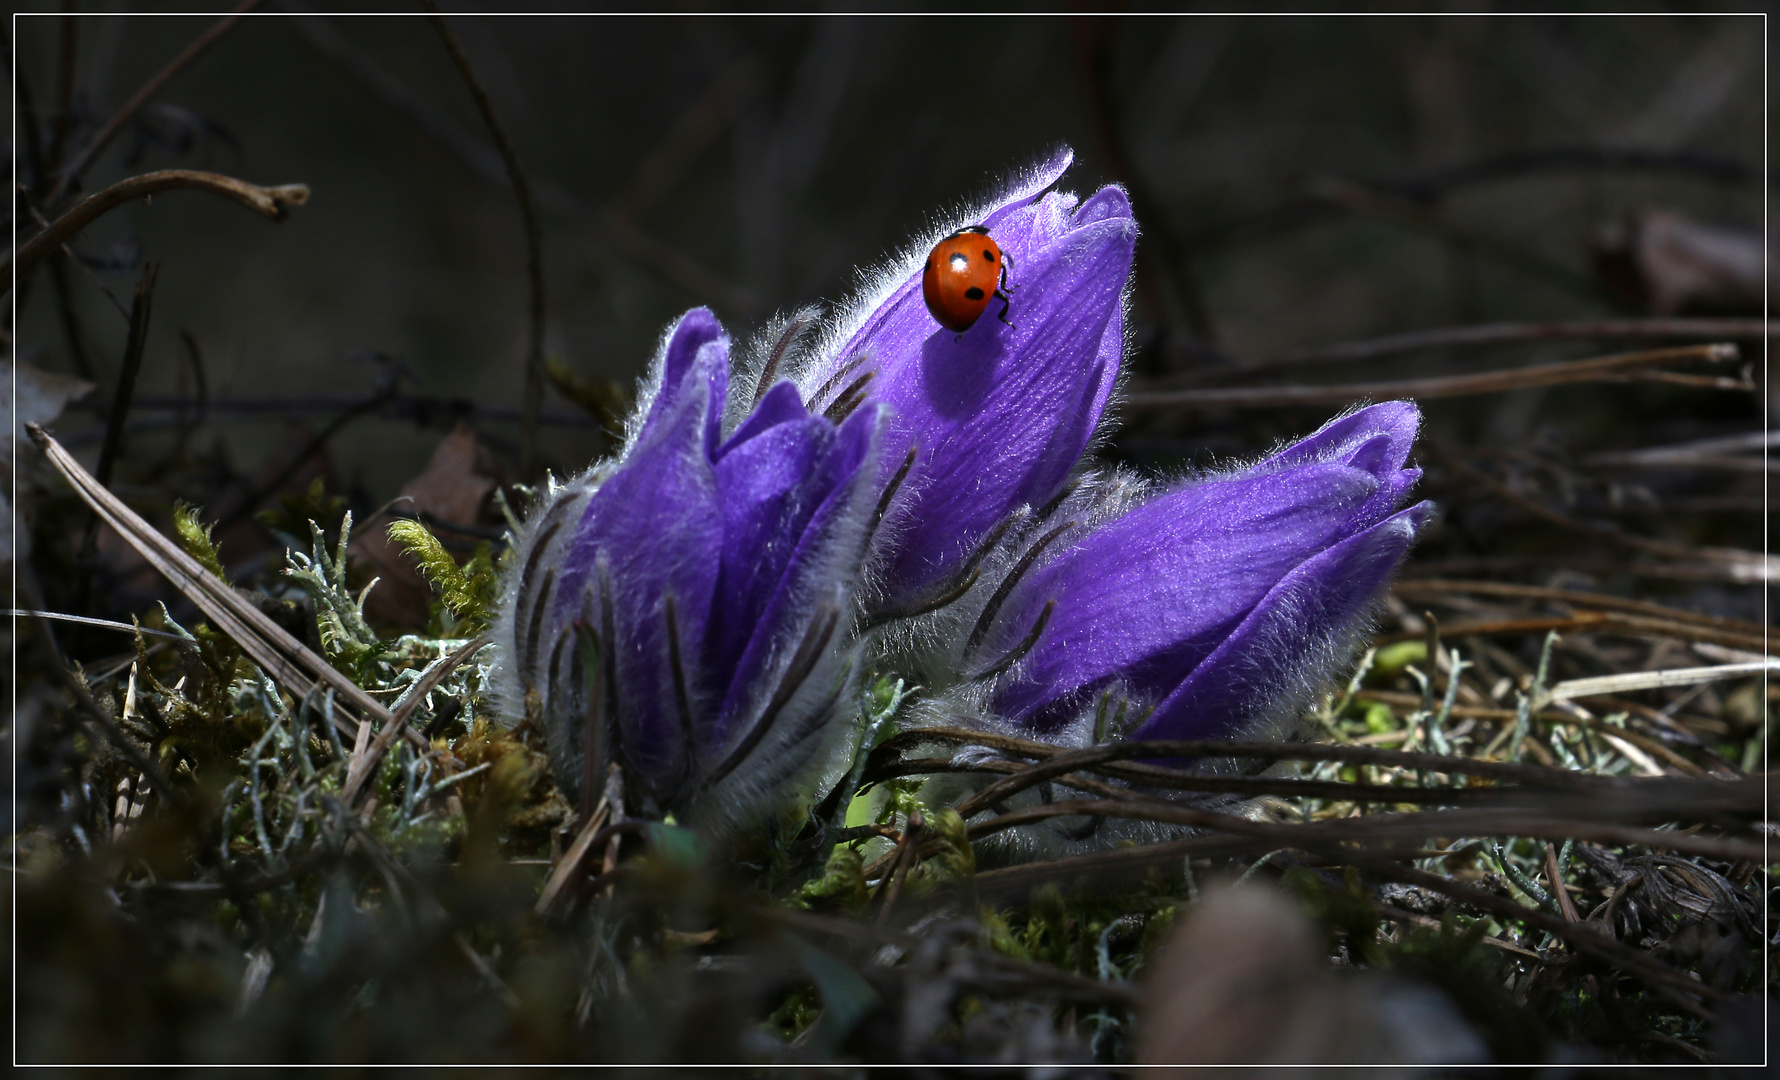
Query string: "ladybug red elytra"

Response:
xmin=921 ymin=225 xmax=1015 ymax=335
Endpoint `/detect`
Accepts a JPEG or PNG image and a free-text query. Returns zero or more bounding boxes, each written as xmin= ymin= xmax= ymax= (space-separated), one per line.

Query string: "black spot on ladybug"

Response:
xmin=983 ymin=249 xmax=996 ymax=261
xmin=964 ymin=286 xmax=985 ymax=300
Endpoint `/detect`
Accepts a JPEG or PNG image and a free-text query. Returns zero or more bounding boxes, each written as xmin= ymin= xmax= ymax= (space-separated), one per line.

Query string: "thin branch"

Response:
xmin=45 ymin=4 xmax=263 ymax=206
xmin=1182 ymin=146 xmax=1758 ymax=255
xmin=1372 ymin=611 xmax=1770 ymax=655
xmin=1392 ymin=578 xmax=1773 ymax=637
xmin=1125 ymin=343 xmax=1739 ymax=412
xmin=289 ymin=11 xmax=751 ymax=310
xmin=1249 ymin=317 xmax=1771 ymax=372
xmin=93 ymin=263 xmax=158 ymax=489
xmin=1427 ymin=445 xmax=1772 ymax=583
xmin=422 ymin=9 xmax=546 ymax=478
xmin=1074 ymin=15 xmax=1211 ymax=341
xmin=211 ymin=386 xmax=393 ymax=533
xmin=966 ymin=797 xmax=1762 ymax=864
xmin=8 ymin=170 xmax=310 ymax=291
xmin=1584 ymin=430 xmax=1775 ymax=472
xmin=105 ymin=391 xmax=598 ymax=429
xmin=862 ymin=752 xmax=1610 ymax=809
xmin=1405 ymin=555 xmax=1765 ymax=586
xmin=880 ymin=725 xmax=1624 ymax=794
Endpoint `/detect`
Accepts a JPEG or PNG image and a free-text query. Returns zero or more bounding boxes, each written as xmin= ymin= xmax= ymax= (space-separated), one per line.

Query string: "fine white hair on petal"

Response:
xmin=612 ymin=311 xmax=731 ymax=466
xmin=722 ymin=304 xmax=827 ymax=438
xmin=486 ymin=463 xmax=609 ymax=735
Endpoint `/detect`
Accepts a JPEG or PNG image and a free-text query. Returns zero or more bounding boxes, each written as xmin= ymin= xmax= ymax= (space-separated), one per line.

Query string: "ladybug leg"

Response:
xmin=1000 ymin=250 xmax=1017 ymax=291
xmin=995 ymin=289 xmax=1016 ymax=330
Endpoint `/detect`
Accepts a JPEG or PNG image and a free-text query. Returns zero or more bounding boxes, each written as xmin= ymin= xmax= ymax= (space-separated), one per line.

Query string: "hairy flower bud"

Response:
xmin=496 ymin=310 xmax=881 ymax=829
xmin=968 ymin=402 xmax=1431 ymax=746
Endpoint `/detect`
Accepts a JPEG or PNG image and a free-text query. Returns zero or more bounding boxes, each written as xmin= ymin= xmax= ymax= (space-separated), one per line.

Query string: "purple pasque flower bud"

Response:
xmin=496 ymin=309 xmax=882 ymax=828
xmin=963 ymin=401 xmax=1432 ymax=746
xmin=787 ymin=147 xmax=1136 ymax=610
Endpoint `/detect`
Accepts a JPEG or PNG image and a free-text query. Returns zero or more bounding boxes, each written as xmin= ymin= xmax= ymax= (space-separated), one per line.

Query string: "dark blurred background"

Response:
xmin=9 ymin=11 xmax=1767 ymax=624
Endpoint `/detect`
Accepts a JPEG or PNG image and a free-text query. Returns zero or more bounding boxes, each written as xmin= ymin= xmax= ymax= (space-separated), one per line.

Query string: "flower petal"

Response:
xmin=630 ymin=307 xmax=728 ymax=461
xmin=878 ymin=216 xmax=1132 ymax=593
xmin=718 ymin=379 xmax=808 ymax=462
xmin=1250 ymin=400 xmax=1423 ymax=535
xmin=706 ymin=411 xmax=839 ymax=688
xmin=1133 ymin=501 xmax=1435 ymax=742
xmin=991 ymin=461 xmax=1387 ymax=726
xmin=555 ymin=346 xmax=727 ymax=789
xmin=709 ymin=403 xmax=880 ymax=750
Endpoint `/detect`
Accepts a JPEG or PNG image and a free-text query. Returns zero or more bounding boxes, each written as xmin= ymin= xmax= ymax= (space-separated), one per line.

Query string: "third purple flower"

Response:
xmin=970 ymin=402 xmax=1433 ymax=746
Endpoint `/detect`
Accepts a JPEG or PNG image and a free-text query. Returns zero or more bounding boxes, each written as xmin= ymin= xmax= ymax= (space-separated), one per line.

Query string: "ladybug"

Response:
xmin=922 ymin=225 xmax=1015 ymax=334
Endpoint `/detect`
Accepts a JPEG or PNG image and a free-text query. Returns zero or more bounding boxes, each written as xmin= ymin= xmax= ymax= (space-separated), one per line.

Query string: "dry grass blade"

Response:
xmin=535 ymin=795 xmax=612 ymax=915
xmin=9 ymin=170 xmax=310 ymax=288
xmin=1125 ymin=343 xmax=1739 ymax=411
xmin=26 ymin=423 xmax=404 ymax=744
xmin=4 ymin=609 xmax=191 ymax=641
xmin=343 ymin=635 xmax=490 ymax=804
xmin=1545 ymin=661 xmax=1775 ymax=703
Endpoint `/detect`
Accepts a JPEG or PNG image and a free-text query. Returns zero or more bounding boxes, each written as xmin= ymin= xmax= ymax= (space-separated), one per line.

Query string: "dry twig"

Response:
xmin=43 ymin=3 xmax=261 ymax=206
xmin=1125 ymin=343 xmax=1740 ymax=412
xmin=8 ymin=170 xmax=309 ymax=291
xmin=422 ymin=8 xmax=547 ymax=477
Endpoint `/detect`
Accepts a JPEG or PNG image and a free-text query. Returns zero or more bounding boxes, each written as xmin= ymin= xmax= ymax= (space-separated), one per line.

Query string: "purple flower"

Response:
xmin=497 ymin=309 xmax=882 ymax=824
xmin=965 ymin=402 xmax=1432 ymax=744
xmin=792 ymin=148 xmax=1136 ymax=608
